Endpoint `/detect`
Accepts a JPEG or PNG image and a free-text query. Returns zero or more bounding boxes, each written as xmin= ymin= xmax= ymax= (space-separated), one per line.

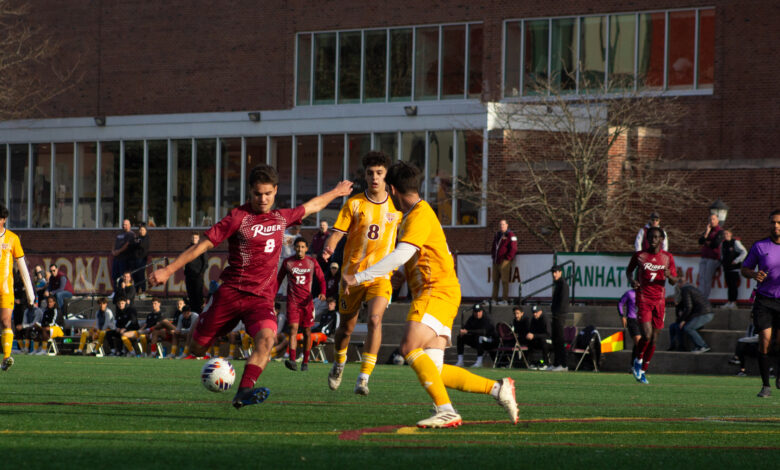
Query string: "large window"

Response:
xmin=147 ymin=140 xmax=167 ymax=227
xmin=297 ymin=22 xmax=482 ymax=105
xmin=219 ymin=138 xmax=242 ymax=218
xmin=55 ymin=142 xmax=75 ymax=228
xmin=9 ymin=144 xmax=28 ymax=228
xmin=504 ymin=8 xmax=715 ymax=96
xmin=195 ymin=139 xmax=216 ymax=226
xmin=124 ymin=141 xmax=144 ymax=226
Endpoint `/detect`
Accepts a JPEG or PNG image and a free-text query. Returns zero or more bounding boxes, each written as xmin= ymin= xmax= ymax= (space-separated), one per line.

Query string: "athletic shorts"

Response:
xmin=0 ymin=294 xmax=14 ymax=309
xmin=752 ymin=294 xmax=780 ymax=331
xmin=286 ymin=301 xmax=315 ymax=328
xmin=626 ymin=317 xmax=641 ymax=338
xmin=407 ymin=295 xmax=459 ymax=344
xmin=192 ymin=285 xmax=277 ymax=348
xmin=637 ymin=296 xmax=666 ymax=330
xmin=338 ymin=278 xmax=392 ymax=316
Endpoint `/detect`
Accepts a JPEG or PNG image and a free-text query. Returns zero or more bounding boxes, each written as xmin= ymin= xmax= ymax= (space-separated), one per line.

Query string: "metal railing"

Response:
xmin=516 ymin=258 xmax=576 ymax=306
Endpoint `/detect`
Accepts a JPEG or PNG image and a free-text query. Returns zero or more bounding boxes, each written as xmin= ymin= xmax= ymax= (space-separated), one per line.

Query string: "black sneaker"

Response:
xmin=757 ymin=386 xmax=772 ymax=398
xmin=736 ymin=370 xmax=747 ymax=377
xmin=232 ymin=387 xmax=270 ymax=409
xmin=284 ymin=359 xmax=297 ymax=371
xmin=776 ymin=376 xmax=780 ymax=390
xmin=300 ymin=363 xmax=308 ymax=371
xmin=728 ymin=355 xmax=741 ymax=365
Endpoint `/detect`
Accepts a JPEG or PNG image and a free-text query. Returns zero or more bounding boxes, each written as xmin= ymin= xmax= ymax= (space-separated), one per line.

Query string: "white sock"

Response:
xmin=425 ymin=348 xmax=444 ymax=373
xmin=357 ymin=372 xmax=369 ymax=382
xmin=490 ymin=381 xmax=501 ymax=398
xmin=456 ymin=354 xmax=464 ymax=362
xmin=438 ymin=403 xmax=456 ymax=413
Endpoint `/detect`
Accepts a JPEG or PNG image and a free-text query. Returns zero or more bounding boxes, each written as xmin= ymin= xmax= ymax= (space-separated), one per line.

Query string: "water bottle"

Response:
xmin=64 ymin=338 xmax=72 ymax=344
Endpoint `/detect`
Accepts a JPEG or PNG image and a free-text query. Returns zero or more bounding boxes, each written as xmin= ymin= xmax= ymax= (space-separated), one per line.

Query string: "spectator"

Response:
xmin=513 ymin=305 xmax=550 ymax=369
xmin=183 ymin=234 xmax=207 ymax=312
xmin=15 ymin=300 xmax=42 ymax=354
xmin=32 ymin=265 xmax=47 ymax=302
xmin=634 ymin=212 xmax=669 ymax=252
xmin=111 ymin=219 xmax=136 ymax=289
xmin=550 ymin=265 xmax=570 ymax=371
xmin=490 ymin=219 xmax=517 ymax=305
xmin=454 ymin=303 xmax=497 ymax=368
xmin=114 ymin=297 xmax=140 ymax=356
xmin=171 ymin=305 xmax=199 ymax=359
xmin=697 ymin=213 xmax=724 ymax=300
xmin=113 ymin=271 xmax=136 ymax=306
xmin=669 ymin=279 xmax=713 ymax=353
xmin=618 ymin=288 xmax=641 ymax=363
xmin=720 ymin=229 xmax=747 ymax=309
xmin=730 ymin=324 xmax=758 ymax=377
xmin=312 ymin=297 xmax=338 ymax=337
xmin=74 ymin=297 xmax=115 ymax=355
xmin=324 ymin=262 xmax=340 ymax=301
xmin=125 ymin=297 xmax=164 ymax=357
xmin=131 ymin=222 xmax=150 ymax=294
xmin=282 ymin=225 xmax=301 ymax=260
xmin=46 ymin=264 xmax=74 ymax=312
xmin=34 ymin=295 xmax=61 ymax=355
xmin=311 ymin=220 xmax=330 ymax=258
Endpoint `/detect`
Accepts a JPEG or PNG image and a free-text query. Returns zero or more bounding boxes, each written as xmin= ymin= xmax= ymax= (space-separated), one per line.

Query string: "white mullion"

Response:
xmin=359 ymin=31 xmax=365 ymax=103
xmin=49 ymin=143 xmax=55 ymax=228
xmin=693 ymin=9 xmax=700 ymax=89
xmin=214 ymin=138 xmax=221 ymax=223
xmin=385 ymin=29 xmax=390 ymax=102
xmin=142 ymin=140 xmax=149 ymax=224
xmin=663 ymin=11 xmax=669 ymax=90
xmin=316 ymin=134 xmax=323 ymax=224
xmin=547 ymin=19 xmax=552 ymax=95
xmin=26 ymin=143 xmax=32 ymax=227
xmin=450 ymin=129 xmax=458 ymax=226
xmin=95 ymin=142 xmax=102 ymax=228
xmin=464 ymin=24 xmax=470 ymax=99
xmin=520 ymin=21 xmax=526 ymax=95
xmin=437 ymin=25 xmax=443 ymax=99
xmin=423 ymin=131 xmax=429 ymax=200
xmin=118 ymin=140 xmax=125 ymax=226
xmin=166 ymin=139 xmax=172 ymax=227
xmin=604 ymin=16 xmax=609 ymax=93
xmin=410 ymin=27 xmax=416 ymax=101
xmin=335 ymin=33 xmax=340 ymax=104
xmin=480 ymin=128 xmax=488 ymax=226
xmin=633 ymin=13 xmax=639 ymax=92
xmin=291 ymin=135 xmax=297 ymax=209
xmin=370 ymin=132 xmax=376 ymax=150
xmin=240 ymin=137 xmax=246 ymax=205
xmin=190 ymin=139 xmax=196 ymax=227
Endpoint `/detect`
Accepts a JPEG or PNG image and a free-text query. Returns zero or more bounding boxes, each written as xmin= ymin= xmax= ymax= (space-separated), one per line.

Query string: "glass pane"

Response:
xmin=389 ymin=29 xmax=413 ymax=101
xmin=55 ymin=143 xmax=76 ymax=228
xmin=313 ymin=32 xmax=336 ymax=104
xmin=668 ymin=10 xmax=695 ymax=90
xmin=0 ymin=145 xmax=6 ymax=207
xmin=698 ymin=9 xmax=715 ymax=89
xmin=504 ymin=22 xmax=522 ymax=97
xmin=124 ymin=141 xmax=143 ymax=226
xmin=363 ymin=30 xmax=387 ymax=102
xmin=414 ymin=27 xmax=439 ymax=100
xmin=338 ymin=31 xmax=361 ymax=103
xmin=455 ymin=130 xmax=482 ymax=226
xmin=296 ymin=136 xmax=319 ymax=226
xmin=269 ymin=137 xmax=292 ymax=209
xmin=32 ymin=144 xmax=51 ymax=228
xmin=195 ymin=139 xmax=216 ymax=227
xmin=321 ymin=134 xmax=345 ymax=224
xmin=347 ymin=134 xmax=370 ymax=196
xmin=608 ymin=14 xmax=636 ymax=91
xmin=441 ymin=25 xmax=465 ymax=99
xmin=524 ymin=20 xmax=549 ymax=95
xmin=146 ymin=140 xmax=167 ymax=228
xmin=99 ymin=142 xmax=120 ymax=228
xmin=551 ymin=18 xmax=577 ymax=93
xmin=375 ymin=132 xmax=397 ymax=159
xmin=401 ymin=131 xmax=426 ymax=195
xmin=296 ymin=34 xmax=311 ymax=106
xmin=9 ymin=144 xmax=28 ymax=228
xmin=246 ymin=137 xmax=267 ymax=169
xmin=468 ymin=24 xmax=483 ymax=98
xmin=428 ymin=131 xmax=454 ymax=224
xmin=579 ymin=16 xmax=607 ymax=92
xmin=637 ymin=12 xmax=665 ymax=89
xmin=172 ymin=139 xmax=192 ymax=227
xmin=219 ymin=138 xmax=242 ymax=218
xmin=75 ymin=143 xmax=95 ymax=228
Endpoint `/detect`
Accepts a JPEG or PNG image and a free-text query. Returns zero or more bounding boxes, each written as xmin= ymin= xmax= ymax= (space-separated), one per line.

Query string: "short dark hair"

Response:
xmin=326 ymin=296 xmax=336 ymax=303
xmin=386 ymin=161 xmax=422 ymax=195
xmin=294 ymin=236 xmax=308 ymax=247
xmin=98 ymin=297 xmax=108 ymax=305
xmin=362 ymin=151 xmax=392 ymax=171
xmin=647 ymin=226 xmax=665 ymax=239
xmin=116 ymin=296 xmax=127 ymax=303
xmin=770 ymin=209 xmax=780 ymax=218
xmin=181 ymin=305 xmax=191 ymax=313
xmin=0 ymin=204 xmax=8 ymax=220
xmin=248 ymin=164 xmax=279 ymax=187
xmin=151 ymin=297 xmax=161 ymax=303
xmin=47 ymin=295 xmax=56 ymax=302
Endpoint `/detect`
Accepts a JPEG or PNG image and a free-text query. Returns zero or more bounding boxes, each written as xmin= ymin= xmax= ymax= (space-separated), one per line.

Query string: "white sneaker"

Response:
xmin=496 ymin=378 xmax=519 ymax=424
xmin=328 ymin=363 xmax=344 ymax=390
xmin=470 ymin=358 xmax=483 ymax=368
xmin=354 ymin=377 xmax=369 ymax=396
xmin=496 ymin=300 xmax=508 ymax=306
xmin=416 ymin=409 xmax=463 ymax=428
xmin=454 ymin=359 xmax=465 ymax=367
xmin=35 ymin=349 xmax=46 ymax=356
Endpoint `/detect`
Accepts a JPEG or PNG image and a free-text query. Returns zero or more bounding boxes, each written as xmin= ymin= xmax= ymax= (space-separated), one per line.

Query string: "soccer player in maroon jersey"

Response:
xmin=625 ymin=226 xmax=678 ymax=384
xmin=149 ymin=164 xmax=352 ymax=408
xmin=277 ymin=237 xmax=326 ymax=372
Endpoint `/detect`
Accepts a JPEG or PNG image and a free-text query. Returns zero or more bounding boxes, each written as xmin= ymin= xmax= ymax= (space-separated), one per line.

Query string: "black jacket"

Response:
xmin=512 ymin=316 xmax=530 ymax=339
xmin=184 ymin=243 xmax=208 ymax=278
xmin=115 ymin=306 xmax=139 ymax=330
xmin=312 ymin=309 xmax=338 ymax=336
xmin=676 ymin=285 xmax=711 ymax=323
xmin=462 ymin=313 xmax=495 ymax=338
xmin=529 ymin=314 xmax=549 ymax=339
xmin=551 ymin=278 xmax=569 ymax=317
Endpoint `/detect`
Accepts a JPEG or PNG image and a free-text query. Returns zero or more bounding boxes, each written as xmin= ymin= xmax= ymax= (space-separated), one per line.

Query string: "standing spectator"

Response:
xmin=184 ymin=234 xmax=207 ymax=313
xmin=111 ymin=219 xmax=135 ymax=289
xmin=490 ymin=219 xmax=517 ymax=306
xmin=698 ymin=213 xmax=724 ymax=300
xmin=549 ymin=265 xmax=569 ymax=371
xmin=310 ymin=220 xmax=330 ymax=258
xmin=720 ymin=229 xmax=747 ymax=309
xmin=454 ymin=303 xmax=497 ymax=368
xmin=669 ymin=279 xmax=713 ymax=353
xmin=324 ymin=262 xmax=340 ymax=301
xmin=132 ymin=223 xmax=150 ymax=294
xmin=46 ymin=265 xmax=74 ymax=312
xmin=740 ymin=209 xmax=780 ymax=398
xmin=618 ymin=288 xmax=641 ymax=363
xmin=32 ymin=265 xmax=47 ymax=302
xmin=113 ymin=271 xmax=136 ymax=306
xmin=634 ymin=212 xmax=669 ymax=252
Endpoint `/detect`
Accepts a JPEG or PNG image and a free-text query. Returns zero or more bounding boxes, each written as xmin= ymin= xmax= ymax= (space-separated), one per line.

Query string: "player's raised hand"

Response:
xmin=333 ymin=180 xmax=354 ymax=197
xmin=148 ymin=267 xmax=170 ymax=287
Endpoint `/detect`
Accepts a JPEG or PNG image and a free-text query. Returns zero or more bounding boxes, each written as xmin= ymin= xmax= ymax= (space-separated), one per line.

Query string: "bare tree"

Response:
xmin=463 ymin=73 xmax=705 ymax=252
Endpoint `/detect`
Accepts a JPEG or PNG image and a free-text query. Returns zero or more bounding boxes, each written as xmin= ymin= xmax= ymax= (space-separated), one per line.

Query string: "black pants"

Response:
xmin=523 ymin=337 xmax=550 ymax=365
xmin=132 ymin=257 xmax=148 ymax=293
xmin=725 ymin=270 xmax=740 ymax=302
xmin=551 ymin=316 xmax=566 ymax=367
xmin=185 ymin=275 xmax=204 ymax=313
xmin=457 ymin=334 xmax=497 ymax=357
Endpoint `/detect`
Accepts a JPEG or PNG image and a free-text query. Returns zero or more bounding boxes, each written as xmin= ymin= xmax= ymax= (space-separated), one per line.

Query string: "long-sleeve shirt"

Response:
xmin=22 ymin=306 xmax=42 ymax=328
xmin=176 ymin=312 xmax=199 ymax=333
xmin=699 ymin=225 xmax=724 ymax=260
xmin=634 ymin=224 xmax=669 ymax=252
xmin=48 ymin=272 xmax=74 ymax=295
xmin=491 ymin=230 xmax=518 ymax=263
xmin=529 ymin=314 xmax=549 ymax=339
xmin=512 ymin=316 xmax=531 ymax=339
xmin=462 ymin=313 xmax=495 ymax=338
xmin=676 ymin=285 xmax=711 ymax=323
xmin=721 ymin=239 xmax=747 ymax=271
xmin=184 ymin=243 xmax=208 ymax=278
xmin=617 ymin=289 xmax=637 ymax=320
xmin=95 ymin=308 xmax=116 ymax=330
xmin=551 ymin=278 xmax=569 ymax=317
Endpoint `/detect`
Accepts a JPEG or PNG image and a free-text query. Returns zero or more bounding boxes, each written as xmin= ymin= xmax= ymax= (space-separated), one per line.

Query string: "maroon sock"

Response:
xmin=302 ymin=347 xmax=310 ymax=364
xmin=641 ymin=343 xmax=656 ymax=371
xmin=636 ymin=338 xmax=649 ymax=361
xmin=238 ymin=364 xmax=263 ymax=388
xmin=288 ymin=348 xmax=296 ymax=362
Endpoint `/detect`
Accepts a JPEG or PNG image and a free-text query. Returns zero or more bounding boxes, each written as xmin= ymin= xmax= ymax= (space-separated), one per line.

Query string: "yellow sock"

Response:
xmin=140 ymin=335 xmax=148 ymax=352
xmin=1 ymin=329 xmax=12 ymax=359
xmin=34 ymin=341 xmax=41 ymax=351
xmin=121 ymin=336 xmax=133 ymax=352
xmin=360 ymin=353 xmax=377 ymax=376
xmin=97 ymin=331 xmax=106 ymax=349
xmin=183 ymin=345 xmax=190 ymax=355
xmin=229 ymin=344 xmax=236 ymax=357
xmin=212 ymin=345 xmax=219 ymax=356
xmin=24 ymin=339 xmax=31 ymax=352
xmin=241 ymin=334 xmax=251 ymax=351
xmin=171 ymin=345 xmax=179 ymax=356
xmin=441 ymin=364 xmax=496 ymax=395
xmin=405 ymin=348 xmax=451 ymax=407
xmin=336 ymin=347 xmax=348 ymax=365
xmin=78 ymin=332 xmax=87 ymax=351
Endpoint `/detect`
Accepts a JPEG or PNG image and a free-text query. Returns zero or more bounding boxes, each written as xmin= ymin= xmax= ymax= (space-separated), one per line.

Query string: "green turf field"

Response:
xmin=1 ymin=355 xmax=779 ymax=468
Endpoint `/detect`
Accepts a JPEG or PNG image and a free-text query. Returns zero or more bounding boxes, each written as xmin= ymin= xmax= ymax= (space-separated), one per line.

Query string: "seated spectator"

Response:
xmin=618 ymin=288 xmax=641 ymax=363
xmin=171 ymin=305 xmax=199 ymax=359
xmin=34 ymin=295 xmax=62 ymax=355
xmin=730 ymin=324 xmax=759 ymax=377
xmin=158 ymin=298 xmax=186 ymax=336
xmin=15 ymin=299 xmax=42 ymax=354
xmin=514 ymin=305 xmax=550 ymax=369
xmin=32 ymin=265 xmax=47 ymax=302
xmin=114 ymin=271 xmax=136 ymax=306
xmin=115 ymin=297 xmax=140 ymax=356
xmin=669 ymin=279 xmax=714 ymax=353
xmin=312 ymin=297 xmax=338 ymax=338
xmin=75 ymin=297 xmax=116 ymax=355
xmin=124 ymin=297 xmax=165 ymax=357
xmin=454 ymin=303 xmax=498 ymax=368
xmin=46 ymin=264 xmax=74 ymax=312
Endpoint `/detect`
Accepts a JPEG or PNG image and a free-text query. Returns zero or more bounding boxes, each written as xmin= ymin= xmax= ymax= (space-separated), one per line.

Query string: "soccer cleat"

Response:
xmin=632 ymin=358 xmax=643 ymax=380
xmin=284 ymin=359 xmax=298 ymax=371
xmin=757 ymin=386 xmax=772 ymax=398
xmin=777 ymin=376 xmax=780 ymax=390
xmin=182 ymin=354 xmax=197 ymax=360
xmin=639 ymin=372 xmax=649 ymax=384
xmin=300 ymin=363 xmax=308 ymax=371
xmin=416 ymin=409 xmax=463 ymax=429
xmin=354 ymin=377 xmax=369 ymax=396
xmin=496 ymin=378 xmax=519 ymax=424
xmin=232 ymin=387 xmax=271 ymax=409
xmin=1 ymin=356 xmax=14 ymax=371
xmin=328 ymin=363 xmax=344 ymax=390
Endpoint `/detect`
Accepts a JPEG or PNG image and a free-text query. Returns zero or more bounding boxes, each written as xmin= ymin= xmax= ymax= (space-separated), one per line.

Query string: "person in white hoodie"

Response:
xmin=720 ymin=229 xmax=747 ymax=309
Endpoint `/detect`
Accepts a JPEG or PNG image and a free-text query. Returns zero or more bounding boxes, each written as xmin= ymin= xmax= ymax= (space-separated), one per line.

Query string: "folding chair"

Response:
xmin=493 ymin=322 xmax=529 ymax=369
xmin=567 ymin=326 xmax=601 ymax=372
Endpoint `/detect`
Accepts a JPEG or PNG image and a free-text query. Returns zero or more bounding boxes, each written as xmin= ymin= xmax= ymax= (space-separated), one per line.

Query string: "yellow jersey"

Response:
xmin=397 ymin=200 xmax=460 ymax=302
xmin=333 ymin=192 xmax=402 ymax=278
xmin=0 ymin=229 xmax=23 ymax=296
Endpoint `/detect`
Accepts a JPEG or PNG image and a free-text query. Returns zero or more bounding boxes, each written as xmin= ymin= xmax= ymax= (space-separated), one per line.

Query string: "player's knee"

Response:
xmin=367 ymin=314 xmax=382 ymax=329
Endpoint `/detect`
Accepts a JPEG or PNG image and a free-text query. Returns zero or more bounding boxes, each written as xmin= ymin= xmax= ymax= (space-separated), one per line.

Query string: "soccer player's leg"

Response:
xmin=328 ymin=284 xmax=364 ymax=390
xmin=354 ymin=280 xmax=391 ymax=395
xmin=285 ymin=321 xmax=299 ymax=371
xmin=1 ymin=303 xmax=15 ymax=371
xmin=232 ymin=301 xmax=278 ymax=409
xmin=299 ymin=307 xmax=314 ymax=371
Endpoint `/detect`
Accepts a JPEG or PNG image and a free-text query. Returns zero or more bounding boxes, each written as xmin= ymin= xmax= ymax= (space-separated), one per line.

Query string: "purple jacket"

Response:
xmin=617 ymin=289 xmax=637 ymax=320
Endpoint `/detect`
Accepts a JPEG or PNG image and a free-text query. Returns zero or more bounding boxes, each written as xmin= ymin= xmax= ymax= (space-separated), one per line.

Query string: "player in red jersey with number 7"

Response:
xmin=149 ymin=165 xmax=352 ymax=408
xmin=625 ymin=226 xmax=678 ymax=384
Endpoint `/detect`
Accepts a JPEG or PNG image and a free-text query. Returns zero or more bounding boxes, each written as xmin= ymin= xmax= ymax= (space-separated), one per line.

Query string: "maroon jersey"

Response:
xmin=630 ymin=250 xmax=677 ymax=301
xmin=204 ymin=204 xmax=304 ymax=303
xmin=277 ymin=255 xmax=326 ymax=307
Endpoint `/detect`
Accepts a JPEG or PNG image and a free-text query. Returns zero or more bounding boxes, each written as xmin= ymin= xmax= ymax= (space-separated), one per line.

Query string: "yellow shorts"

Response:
xmin=50 ymin=325 xmax=64 ymax=339
xmin=407 ymin=295 xmax=459 ymax=342
xmin=0 ymin=294 xmax=14 ymax=309
xmin=338 ymin=278 xmax=392 ymax=316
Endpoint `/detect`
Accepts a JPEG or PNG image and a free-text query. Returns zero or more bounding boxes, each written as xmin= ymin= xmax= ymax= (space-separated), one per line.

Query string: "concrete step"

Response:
xmin=599 ymin=350 xmax=740 ymax=375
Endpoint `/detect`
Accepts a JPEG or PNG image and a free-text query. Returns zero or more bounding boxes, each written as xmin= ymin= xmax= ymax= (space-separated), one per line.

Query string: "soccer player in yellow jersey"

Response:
xmin=322 ymin=151 xmax=402 ymax=395
xmin=0 ymin=205 xmax=36 ymax=371
xmin=343 ymin=162 xmax=518 ymax=428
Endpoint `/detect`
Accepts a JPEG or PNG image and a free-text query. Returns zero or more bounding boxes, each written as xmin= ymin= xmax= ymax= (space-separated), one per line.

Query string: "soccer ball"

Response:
xmin=392 ymin=353 xmax=405 ymax=366
xmin=201 ymin=358 xmax=235 ymax=392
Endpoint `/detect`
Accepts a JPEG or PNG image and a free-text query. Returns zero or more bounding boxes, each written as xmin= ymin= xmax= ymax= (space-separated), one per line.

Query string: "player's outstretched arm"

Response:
xmin=302 ymin=180 xmax=353 ymax=218
xmin=15 ymin=257 xmax=35 ymax=305
xmin=321 ymin=230 xmax=345 ymax=261
xmin=343 ymin=242 xmax=418 ymax=287
xmin=149 ymin=239 xmax=214 ymax=287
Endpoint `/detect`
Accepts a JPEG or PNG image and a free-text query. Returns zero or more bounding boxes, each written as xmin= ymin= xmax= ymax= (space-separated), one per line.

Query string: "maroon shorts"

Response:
xmin=286 ymin=301 xmax=315 ymax=328
xmin=192 ymin=285 xmax=277 ymax=348
xmin=637 ymin=296 xmax=666 ymax=330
